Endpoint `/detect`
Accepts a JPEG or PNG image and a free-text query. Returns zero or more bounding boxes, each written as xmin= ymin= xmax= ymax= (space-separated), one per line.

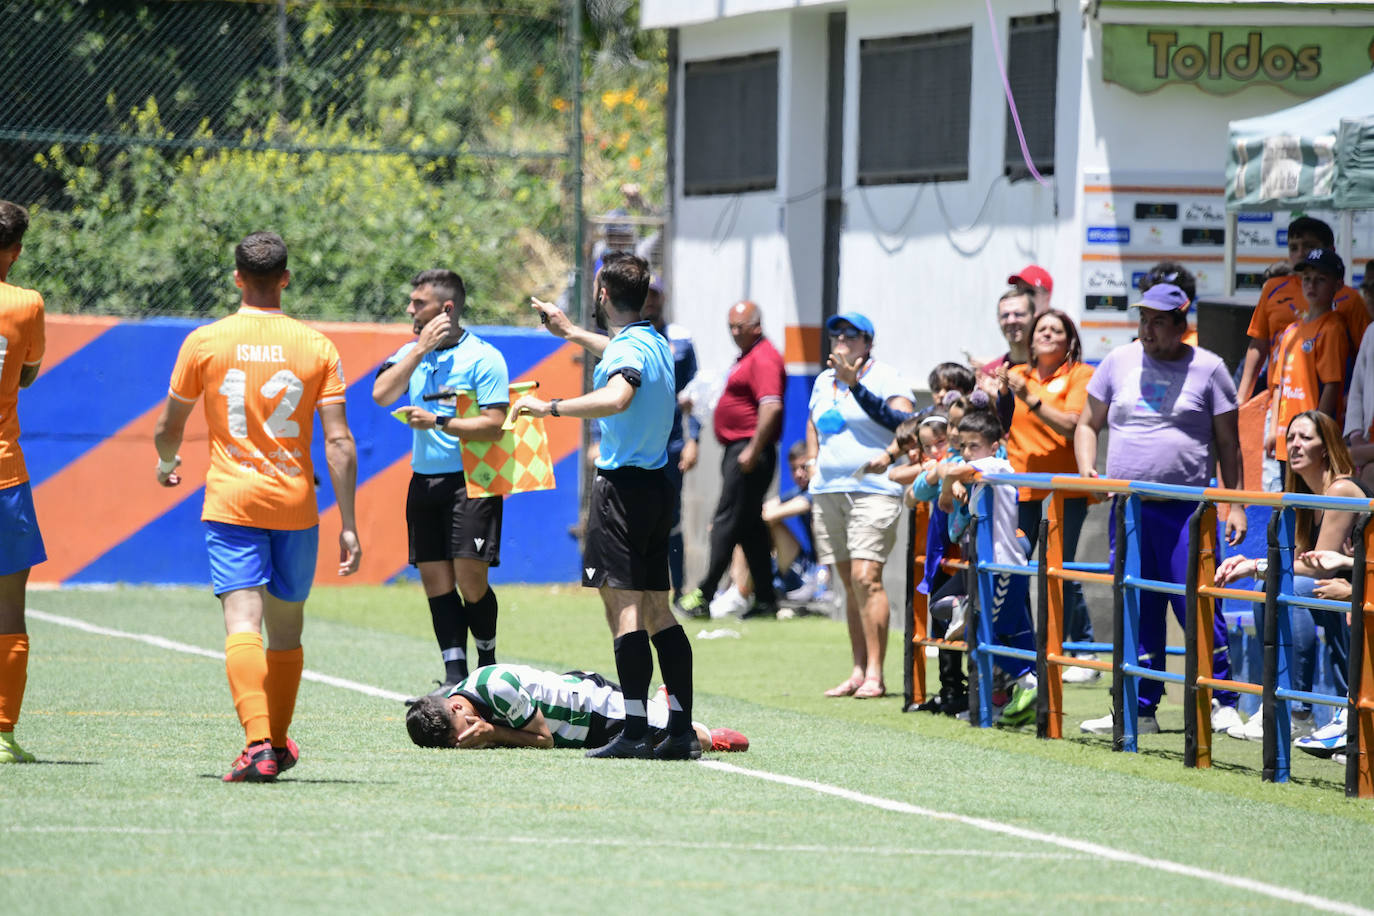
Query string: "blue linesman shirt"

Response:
xmin=383 ymin=330 xmax=510 ymax=474
xmin=595 ymin=321 xmax=674 ymax=470
xmin=664 ymin=321 xmax=700 ymax=453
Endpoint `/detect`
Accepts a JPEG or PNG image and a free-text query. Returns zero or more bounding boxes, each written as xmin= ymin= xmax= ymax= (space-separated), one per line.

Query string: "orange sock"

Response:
xmin=0 ymin=633 xmax=29 ymax=732
xmin=264 ymin=647 xmax=303 ymax=748
xmin=224 ymin=632 xmax=270 ymax=746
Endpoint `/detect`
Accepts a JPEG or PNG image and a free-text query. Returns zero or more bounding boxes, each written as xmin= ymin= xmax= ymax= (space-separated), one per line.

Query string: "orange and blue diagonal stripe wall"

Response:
xmin=23 ymin=316 xmax=584 ymax=587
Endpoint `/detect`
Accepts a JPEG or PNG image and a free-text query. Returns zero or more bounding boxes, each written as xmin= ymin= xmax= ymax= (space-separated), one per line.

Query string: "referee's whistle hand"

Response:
xmin=530 ymin=297 xmax=573 ymax=339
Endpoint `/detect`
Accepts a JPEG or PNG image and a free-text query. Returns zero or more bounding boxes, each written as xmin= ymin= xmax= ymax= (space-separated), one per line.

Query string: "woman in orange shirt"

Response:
xmin=1002 ymin=310 xmax=1098 ymax=674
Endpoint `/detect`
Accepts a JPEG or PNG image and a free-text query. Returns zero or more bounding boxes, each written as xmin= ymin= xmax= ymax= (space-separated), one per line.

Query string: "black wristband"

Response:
xmin=550 ymin=398 xmax=562 ymax=417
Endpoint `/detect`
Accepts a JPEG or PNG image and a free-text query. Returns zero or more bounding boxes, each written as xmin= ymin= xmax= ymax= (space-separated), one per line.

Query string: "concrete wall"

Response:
xmin=23 ymin=316 xmax=584 ymax=587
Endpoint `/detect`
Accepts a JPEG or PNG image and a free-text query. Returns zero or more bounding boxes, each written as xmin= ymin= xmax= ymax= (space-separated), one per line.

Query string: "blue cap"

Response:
xmin=826 ymin=312 xmax=875 ymax=338
xmin=1295 ymin=248 xmax=1345 ymax=279
xmin=1137 ymin=283 xmax=1190 ymax=313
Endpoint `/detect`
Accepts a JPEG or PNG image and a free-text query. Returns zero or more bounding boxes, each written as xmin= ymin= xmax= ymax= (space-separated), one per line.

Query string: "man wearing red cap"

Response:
xmin=1008 ymin=264 xmax=1053 ymax=314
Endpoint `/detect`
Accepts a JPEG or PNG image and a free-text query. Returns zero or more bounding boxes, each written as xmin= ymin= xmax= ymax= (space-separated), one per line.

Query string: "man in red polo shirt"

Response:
xmin=675 ymin=300 xmax=786 ymax=618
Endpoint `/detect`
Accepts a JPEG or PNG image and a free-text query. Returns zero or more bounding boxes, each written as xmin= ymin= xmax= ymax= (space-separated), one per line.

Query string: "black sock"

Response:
xmin=651 ymin=625 xmax=693 ymax=736
xmin=467 ymin=587 xmax=499 ymax=667
xmin=612 ymin=630 xmax=653 ymax=739
xmin=428 ymin=591 xmax=468 ymax=683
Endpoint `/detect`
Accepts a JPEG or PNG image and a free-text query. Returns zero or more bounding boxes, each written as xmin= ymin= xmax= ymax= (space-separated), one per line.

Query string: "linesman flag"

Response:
xmin=452 ymin=381 xmax=556 ymax=498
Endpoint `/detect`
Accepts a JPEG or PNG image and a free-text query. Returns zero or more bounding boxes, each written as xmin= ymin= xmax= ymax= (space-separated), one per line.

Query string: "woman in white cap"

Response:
xmin=805 ymin=313 xmax=915 ymax=698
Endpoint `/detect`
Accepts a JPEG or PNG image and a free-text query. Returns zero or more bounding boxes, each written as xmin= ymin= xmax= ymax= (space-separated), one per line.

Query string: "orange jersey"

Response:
xmin=168 ymin=306 xmax=347 ymax=529
xmin=0 ymin=281 xmax=45 ymax=489
xmin=1246 ymin=275 xmax=1367 ymax=383
xmin=1270 ymin=309 xmax=1349 ymax=462
xmin=1004 ymin=360 xmax=1094 ymax=500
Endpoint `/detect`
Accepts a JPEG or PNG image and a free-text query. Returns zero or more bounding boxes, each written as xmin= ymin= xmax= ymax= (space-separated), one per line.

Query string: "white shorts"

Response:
xmin=810 ymin=491 xmax=903 ymax=565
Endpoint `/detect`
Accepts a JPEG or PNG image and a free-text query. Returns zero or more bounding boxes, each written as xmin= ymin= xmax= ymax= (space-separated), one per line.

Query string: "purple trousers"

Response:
xmin=1111 ymin=498 xmax=1238 ymax=714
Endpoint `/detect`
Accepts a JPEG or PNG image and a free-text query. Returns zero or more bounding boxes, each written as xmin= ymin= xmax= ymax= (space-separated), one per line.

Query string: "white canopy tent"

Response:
xmin=1223 ymin=70 xmax=1374 ymax=293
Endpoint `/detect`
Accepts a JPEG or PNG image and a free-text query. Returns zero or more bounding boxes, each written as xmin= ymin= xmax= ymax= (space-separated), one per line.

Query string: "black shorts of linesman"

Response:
xmin=372 ymin=269 xmax=510 ymax=704
xmin=514 ymin=252 xmax=701 ymax=760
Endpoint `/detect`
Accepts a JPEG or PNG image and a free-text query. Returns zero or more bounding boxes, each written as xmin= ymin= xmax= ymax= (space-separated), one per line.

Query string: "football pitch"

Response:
xmin=8 ymin=585 xmax=1374 ymax=914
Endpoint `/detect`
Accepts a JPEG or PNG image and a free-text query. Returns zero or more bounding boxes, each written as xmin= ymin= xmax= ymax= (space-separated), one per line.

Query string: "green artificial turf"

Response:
xmin=7 ymin=585 xmax=1373 ymax=914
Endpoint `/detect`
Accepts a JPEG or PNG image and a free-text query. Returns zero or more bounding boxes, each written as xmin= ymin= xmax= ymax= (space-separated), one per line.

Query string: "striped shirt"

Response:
xmin=449 ymin=664 xmax=668 ymax=748
xmin=0 ymin=281 xmax=45 ymax=489
xmin=167 ymin=306 xmax=347 ymax=529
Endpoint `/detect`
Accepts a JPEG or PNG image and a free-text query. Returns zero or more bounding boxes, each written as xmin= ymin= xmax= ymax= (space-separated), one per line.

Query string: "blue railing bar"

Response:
xmin=1129 ymin=481 xmax=1209 ymax=502
xmin=980 ymin=562 xmax=1038 ymax=577
xmin=976 ymin=472 xmax=1374 ymax=513
xmin=1275 ymin=595 xmax=1355 ymax=614
xmin=979 ymin=645 xmax=1038 ymax=664
xmin=1121 ymin=663 xmax=1186 ymax=685
xmin=1063 ymin=641 xmax=1111 ymax=653
xmin=1122 ymin=575 xmax=1187 ymax=597
xmin=1274 ymin=687 xmax=1349 ymax=708
xmin=1064 ymin=561 xmax=1112 ymax=573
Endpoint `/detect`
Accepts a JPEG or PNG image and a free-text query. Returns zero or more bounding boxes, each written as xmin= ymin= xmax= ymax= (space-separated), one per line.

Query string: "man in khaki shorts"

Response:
xmin=804 ymin=312 xmax=914 ymax=699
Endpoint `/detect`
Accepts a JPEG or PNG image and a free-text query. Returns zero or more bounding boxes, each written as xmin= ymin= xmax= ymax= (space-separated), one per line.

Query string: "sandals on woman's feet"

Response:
xmin=824 ymin=676 xmax=862 ymax=697
xmin=853 ymin=679 xmax=886 ymax=699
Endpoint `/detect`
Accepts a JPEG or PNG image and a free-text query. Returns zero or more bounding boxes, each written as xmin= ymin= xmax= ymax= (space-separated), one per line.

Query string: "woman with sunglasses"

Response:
xmin=1001 ymin=309 xmax=1099 ymax=679
xmin=805 ymin=313 xmax=915 ymax=699
xmin=1215 ymin=409 xmax=1361 ymax=743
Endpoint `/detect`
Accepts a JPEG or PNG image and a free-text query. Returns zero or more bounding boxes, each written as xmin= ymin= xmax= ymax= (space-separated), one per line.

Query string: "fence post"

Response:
xmin=1042 ymin=492 xmax=1066 ymax=739
xmin=1035 ymin=518 xmax=1050 ymax=739
xmin=1117 ymin=495 xmax=1144 ymax=752
xmin=970 ymin=487 xmax=997 ymax=727
xmin=1111 ymin=496 xmax=1128 ymax=751
xmin=1261 ymin=508 xmax=1293 ymax=783
xmin=1184 ymin=501 xmax=1217 ymax=769
xmin=905 ymin=504 xmax=925 ymax=710
xmin=1350 ymin=516 xmax=1373 ymax=798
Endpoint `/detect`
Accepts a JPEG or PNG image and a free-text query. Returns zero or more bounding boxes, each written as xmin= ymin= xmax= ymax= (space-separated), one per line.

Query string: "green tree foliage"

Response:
xmin=9 ymin=0 xmax=665 ymax=324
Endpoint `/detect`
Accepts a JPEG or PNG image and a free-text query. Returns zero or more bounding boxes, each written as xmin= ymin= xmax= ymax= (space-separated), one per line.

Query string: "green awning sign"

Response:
xmin=1103 ymin=25 xmax=1374 ymax=96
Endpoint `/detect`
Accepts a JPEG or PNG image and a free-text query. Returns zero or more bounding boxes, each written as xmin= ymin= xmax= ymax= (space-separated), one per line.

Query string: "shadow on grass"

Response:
xmin=1072 ymin=734 xmax=1347 ymax=789
xmin=25 ymin=760 xmax=99 ymax=766
xmin=197 ymin=774 xmax=389 ymax=785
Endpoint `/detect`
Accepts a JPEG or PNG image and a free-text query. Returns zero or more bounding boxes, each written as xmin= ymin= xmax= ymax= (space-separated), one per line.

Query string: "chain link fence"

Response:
xmin=0 ymin=0 xmax=581 ymax=323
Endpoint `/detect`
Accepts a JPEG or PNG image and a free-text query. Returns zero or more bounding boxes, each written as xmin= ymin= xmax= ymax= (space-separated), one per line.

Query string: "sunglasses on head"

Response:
xmin=829 ymin=326 xmax=862 ymax=340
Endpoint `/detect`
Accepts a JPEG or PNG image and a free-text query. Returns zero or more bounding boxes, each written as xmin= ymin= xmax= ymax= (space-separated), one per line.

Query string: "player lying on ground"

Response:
xmin=404 ymin=663 xmax=748 ymax=754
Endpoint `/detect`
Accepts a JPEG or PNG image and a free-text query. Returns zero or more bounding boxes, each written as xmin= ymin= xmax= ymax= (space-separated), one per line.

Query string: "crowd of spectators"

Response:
xmin=619 ymin=213 xmax=1372 ymax=759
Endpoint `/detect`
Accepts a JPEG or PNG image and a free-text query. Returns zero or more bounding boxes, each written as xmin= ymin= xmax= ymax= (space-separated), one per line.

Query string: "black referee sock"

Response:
xmin=651 ymin=624 xmax=693 ymax=736
xmin=612 ymin=630 xmax=653 ymax=740
xmin=428 ymin=591 xmax=468 ymax=683
xmin=467 ymin=587 xmax=499 ymax=667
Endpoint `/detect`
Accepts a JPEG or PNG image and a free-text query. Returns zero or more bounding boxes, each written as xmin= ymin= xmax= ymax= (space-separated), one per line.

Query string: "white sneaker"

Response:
xmin=945 ymin=597 xmax=968 ymax=641
xmin=1062 ymin=654 xmax=1101 ymax=684
xmin=1079 ymin=711 xmax=1160 ymax=735
xmin=1211 ymin=700 xmax=1244 ymax=734
xmin=1296 ymin=708 xmax=1348 ymax=758
xmin=1333 ymin=752 xmax=1347 ymax=766
xmin=1228 ymin=711 xmax=1262 ymax=741
xmin=1290 ymin=710 xmax=1316 ymax=741
xmin=708 ymin=586 xmax=750 ymax=620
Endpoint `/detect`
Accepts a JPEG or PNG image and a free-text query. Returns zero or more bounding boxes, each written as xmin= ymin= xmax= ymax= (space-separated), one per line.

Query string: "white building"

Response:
xmin=643 ymin=0 xmax=1374 ymax=429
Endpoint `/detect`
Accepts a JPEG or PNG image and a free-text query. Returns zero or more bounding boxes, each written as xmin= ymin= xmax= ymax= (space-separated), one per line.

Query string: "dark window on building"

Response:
xmin=683 ymin=52 xmax=778 ymax=195
xmin=858 ymin=28 xmax=972 ymax=184
xmin=1003 ymin=13 xmax=1058 ymax=180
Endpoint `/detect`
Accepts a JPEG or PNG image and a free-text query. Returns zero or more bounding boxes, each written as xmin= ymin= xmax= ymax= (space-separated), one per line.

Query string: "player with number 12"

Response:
xmin=153 ymin=231 xmax=362 ymax=782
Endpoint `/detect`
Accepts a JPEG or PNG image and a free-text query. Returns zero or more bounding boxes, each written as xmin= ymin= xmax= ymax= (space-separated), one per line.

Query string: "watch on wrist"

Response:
xmin=433 ymin=414 xmax=445 ymax=431
xmin=550 ymin=398 xmax=562 ymax=417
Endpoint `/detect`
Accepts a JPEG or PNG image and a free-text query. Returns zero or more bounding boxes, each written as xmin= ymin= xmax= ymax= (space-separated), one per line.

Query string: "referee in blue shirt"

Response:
xmin=515 ymin=252 xmax=699 ymax=759
xmin=373 ymin=269 xmax=510 ymax=704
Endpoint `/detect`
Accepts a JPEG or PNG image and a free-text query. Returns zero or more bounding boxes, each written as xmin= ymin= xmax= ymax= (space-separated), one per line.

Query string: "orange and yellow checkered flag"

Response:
xmin=447 ymin=381 xmax=556 ymax=498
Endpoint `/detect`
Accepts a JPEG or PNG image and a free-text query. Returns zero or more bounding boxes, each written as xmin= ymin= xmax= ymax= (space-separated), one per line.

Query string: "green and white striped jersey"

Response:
xmin=448 ymin=664 xmax=669 ymax=748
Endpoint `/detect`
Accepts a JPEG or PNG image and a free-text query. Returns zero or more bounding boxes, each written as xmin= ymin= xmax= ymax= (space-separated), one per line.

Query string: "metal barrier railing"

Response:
xmin=905 ymin=471 xmax=1373 ymax=798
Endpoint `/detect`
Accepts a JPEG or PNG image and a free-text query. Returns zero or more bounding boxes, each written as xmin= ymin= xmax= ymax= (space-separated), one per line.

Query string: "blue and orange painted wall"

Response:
xmin=23 ymin=316 xmax=584 ymax=587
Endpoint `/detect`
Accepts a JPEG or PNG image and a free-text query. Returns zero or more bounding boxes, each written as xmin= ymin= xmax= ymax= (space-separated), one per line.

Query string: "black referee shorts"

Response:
xmin=406 ymin=471 xmax=502 ymax=567
xmin=583 ymin=467 xmax=672 ymax=591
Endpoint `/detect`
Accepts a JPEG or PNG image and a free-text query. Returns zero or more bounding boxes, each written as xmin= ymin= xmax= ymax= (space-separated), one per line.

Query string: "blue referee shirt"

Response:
xmin=384 ymin=331 xmax=510 ymax=474
xmin=594 ymin=321 xmax=674 ymax=470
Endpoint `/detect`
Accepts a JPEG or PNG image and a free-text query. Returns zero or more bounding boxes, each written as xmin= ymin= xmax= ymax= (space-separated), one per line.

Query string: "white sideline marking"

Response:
xmin=1 ymin=825 xmax=1082 ymax=859
xmin=31 ymin=609 xmax=1373 ymax=914
xmin=700 ymin=760 xmax=1373 ymax=915
xmin=28 ymin=610 xmax=407 ymax=702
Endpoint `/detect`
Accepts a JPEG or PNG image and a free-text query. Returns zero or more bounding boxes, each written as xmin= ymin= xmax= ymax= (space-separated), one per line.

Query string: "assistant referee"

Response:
xmin=514 ymin=252 xmax=698 ymax=759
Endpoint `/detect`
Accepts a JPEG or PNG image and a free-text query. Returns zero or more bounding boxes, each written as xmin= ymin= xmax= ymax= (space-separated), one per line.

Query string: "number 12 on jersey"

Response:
xmin=219 ymin=368 xmax=305 ymax=438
